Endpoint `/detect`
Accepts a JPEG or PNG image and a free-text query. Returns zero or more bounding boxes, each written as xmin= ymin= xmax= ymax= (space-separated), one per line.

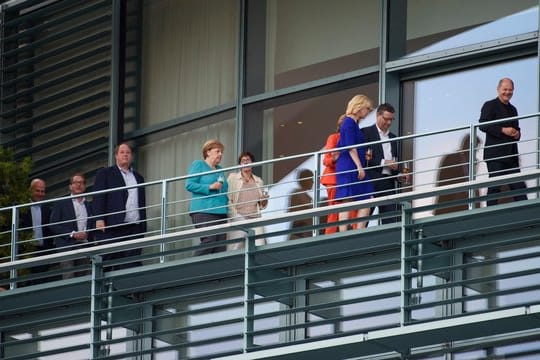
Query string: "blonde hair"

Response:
xmin=346 ymin=94 xmax=373 ymax=116
xmin=202 ymin=139 xmax=224 ymax=159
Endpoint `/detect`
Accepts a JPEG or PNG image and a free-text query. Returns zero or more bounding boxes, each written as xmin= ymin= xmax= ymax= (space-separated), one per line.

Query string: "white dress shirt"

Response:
xmin=119 ymin=167 xmax=140 ymax=223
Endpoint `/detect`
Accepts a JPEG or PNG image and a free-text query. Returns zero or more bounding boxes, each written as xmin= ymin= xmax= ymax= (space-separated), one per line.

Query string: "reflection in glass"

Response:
xmin=246 ymin=0 xmax=379 ymax=95
xmin=405 ymin=57 xmax=538 ymax=219
xmin=406 ymin=3 xmax=537 ymax=57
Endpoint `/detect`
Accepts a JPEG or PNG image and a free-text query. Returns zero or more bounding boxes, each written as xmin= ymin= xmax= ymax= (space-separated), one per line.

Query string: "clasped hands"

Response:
xmin=502 ymin=126 xmax=520 ymax=140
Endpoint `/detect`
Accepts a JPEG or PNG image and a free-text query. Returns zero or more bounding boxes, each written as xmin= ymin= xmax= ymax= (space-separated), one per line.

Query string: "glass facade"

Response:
xmin=1 ymin=1 xmax=540 ymax=359
xmin=140 ymin=0 xmax=239 ymax=125
xmin=134 ymin=1 xmax=539 ymax=192
xmin=404 ymin=0 xmax=538 ymax=57
xmin=245 ymin=0 xmax=380 ymax=96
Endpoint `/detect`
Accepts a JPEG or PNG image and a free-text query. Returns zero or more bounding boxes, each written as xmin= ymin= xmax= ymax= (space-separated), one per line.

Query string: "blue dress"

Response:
xmin=335 ymin=116 xmax=374 ymax=201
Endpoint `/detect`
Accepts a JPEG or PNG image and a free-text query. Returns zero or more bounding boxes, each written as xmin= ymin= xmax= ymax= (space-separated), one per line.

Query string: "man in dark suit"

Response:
xmin=50 ymin=173 xmax=94 ymax=279
xmin=92 ymin=143 xmax=146 ymax=269
xmin=361 ymin=103 xmax=406 ymax=224
xmin=479 ymin=77 xmax=527 ymax=206
xmin=20 ymin=178 xmax=54 ymax=284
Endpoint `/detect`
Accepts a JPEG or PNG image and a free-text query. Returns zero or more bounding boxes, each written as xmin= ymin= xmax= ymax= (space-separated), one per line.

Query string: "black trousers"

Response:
xmin=486 ymin=161 xmax=527 ymax=206
xmin=190 ymin=213 xmax=228 ymax=256
xmin=371 ymin=176 xmax=400 ymax=224
xmin=97 ymin=223 xmax=144 ymax=270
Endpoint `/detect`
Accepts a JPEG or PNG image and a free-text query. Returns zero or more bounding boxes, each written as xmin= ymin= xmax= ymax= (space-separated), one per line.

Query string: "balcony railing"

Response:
xmin=0 ymin=113 xmax=540 ymax=359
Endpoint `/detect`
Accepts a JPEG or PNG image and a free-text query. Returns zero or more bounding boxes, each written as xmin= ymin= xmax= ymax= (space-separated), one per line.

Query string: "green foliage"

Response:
xmin=0 ymin=147 xmax=34 ymax=265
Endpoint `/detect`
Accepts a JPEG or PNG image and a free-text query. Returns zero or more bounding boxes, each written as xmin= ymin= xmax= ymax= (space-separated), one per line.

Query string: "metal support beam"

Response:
xmin=90 ymin=255 xmax=105 ymax=359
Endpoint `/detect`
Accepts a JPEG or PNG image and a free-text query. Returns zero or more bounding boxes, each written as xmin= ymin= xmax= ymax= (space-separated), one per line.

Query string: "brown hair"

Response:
xmin=114 ymin=142 xmax=133 ymax=154
xmin=70 ymin=172 xmax=86 ymax=184
xmin=238 ymin=151 xmax=255 ymax=164
xmin=202 ymin=139 xmax=225 ymax=159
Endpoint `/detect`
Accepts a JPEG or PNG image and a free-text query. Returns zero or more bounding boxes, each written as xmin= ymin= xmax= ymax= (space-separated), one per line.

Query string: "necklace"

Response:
xmin=241 ymin=172 xmax=253 ymax=183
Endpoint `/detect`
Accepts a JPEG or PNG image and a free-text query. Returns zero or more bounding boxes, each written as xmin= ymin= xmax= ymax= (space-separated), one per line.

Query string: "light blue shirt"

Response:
xmin=30 ymin=204 xmax=43 ymax=246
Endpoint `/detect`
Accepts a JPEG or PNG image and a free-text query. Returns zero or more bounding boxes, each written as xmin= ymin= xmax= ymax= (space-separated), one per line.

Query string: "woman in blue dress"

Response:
xmin=335 ymin=94 xmax=375 ymax=231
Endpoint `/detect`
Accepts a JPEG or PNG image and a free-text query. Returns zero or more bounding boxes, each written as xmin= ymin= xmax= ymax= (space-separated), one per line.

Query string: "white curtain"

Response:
xmin=138 ymin=0 xmax=238 ymax=256
xmin=139 ymin=118 xmax=236 ymax=256
xmin=141 ymin=0 xmax=238 ymax=124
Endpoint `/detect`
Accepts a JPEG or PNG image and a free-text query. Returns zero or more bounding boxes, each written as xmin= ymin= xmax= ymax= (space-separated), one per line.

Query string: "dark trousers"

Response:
xmin=96 ymin=223 xmax=144 ymax=270
xmin=29 ymin=245 xmax=59 ymax=285
xmin=486 ymin=161 xmax=527 ymax=206
xmin=371 ymin=176 xmax=400 ymax=224
xmin=190 ymin=213 xmax=227 ymax=256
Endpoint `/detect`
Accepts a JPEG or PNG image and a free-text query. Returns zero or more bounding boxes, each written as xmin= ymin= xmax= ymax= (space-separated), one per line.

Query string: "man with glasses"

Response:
xmin=361 ymin=103 xmax=405 ymax=224
xmin=49 ymin=173 xmax=94 ymax=279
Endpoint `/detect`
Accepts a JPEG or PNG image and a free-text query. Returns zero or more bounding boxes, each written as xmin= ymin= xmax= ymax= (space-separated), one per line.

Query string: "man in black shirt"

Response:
xmin=479 ymin=77 xmax=527 ymax=206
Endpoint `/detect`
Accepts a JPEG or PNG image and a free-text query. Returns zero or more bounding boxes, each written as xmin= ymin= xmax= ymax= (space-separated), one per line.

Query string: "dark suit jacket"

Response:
xmin=92 ymin=165 xmax=147 ymax=233
xmin=49 ymin=197 xmax=95 ymax=249
xmin=479 ymin=97 xmax=520 ymax=167
xmin=19 ymin=203 xmax=53 ymax=249
xmin=361 ymin=124 xmax=399 ymax=192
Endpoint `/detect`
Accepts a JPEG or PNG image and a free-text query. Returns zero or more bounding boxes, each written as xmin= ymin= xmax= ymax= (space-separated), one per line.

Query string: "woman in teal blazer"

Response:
xmin=186 ymin=139 xmax=229 ymax=255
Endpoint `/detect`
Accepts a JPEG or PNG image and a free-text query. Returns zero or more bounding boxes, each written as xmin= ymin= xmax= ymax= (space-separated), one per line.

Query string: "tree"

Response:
xmin=0 ymin=147 xmax=33 ymax=286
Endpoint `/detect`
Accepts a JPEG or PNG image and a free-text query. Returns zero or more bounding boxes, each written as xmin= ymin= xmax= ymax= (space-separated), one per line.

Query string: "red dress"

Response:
xmin=321 ymin=132 xmax=357 ymax=233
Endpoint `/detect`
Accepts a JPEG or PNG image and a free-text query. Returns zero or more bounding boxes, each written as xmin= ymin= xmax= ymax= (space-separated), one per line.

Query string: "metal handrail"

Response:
xmin=0 ymin=112 xmax=539 ymax=279
xmin=1 ymin=151 xmax=539 ymax=359
xmin=1 ymin=168 xmax=538 ymax=273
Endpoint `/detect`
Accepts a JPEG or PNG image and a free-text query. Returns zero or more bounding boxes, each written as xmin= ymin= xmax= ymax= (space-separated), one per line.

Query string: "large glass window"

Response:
xmin=405 ymin=1 xmax=537 ymax=57
xmin=245 ymin=0 xmax=379 ymax=96
xmin=403 ymin=57 xmax=538 ymax=217
xmin=244 ymin=82 xmax=378 ymax=184
xmin=140 ymin=0 xmax=238 ymax=125
xmin=138 ymin=113 xmax=236 ymax=239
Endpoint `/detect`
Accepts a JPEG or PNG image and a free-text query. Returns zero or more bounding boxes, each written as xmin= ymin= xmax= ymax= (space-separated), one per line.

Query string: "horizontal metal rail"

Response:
xmin=1 ymin=114 xmax=540 ymax=359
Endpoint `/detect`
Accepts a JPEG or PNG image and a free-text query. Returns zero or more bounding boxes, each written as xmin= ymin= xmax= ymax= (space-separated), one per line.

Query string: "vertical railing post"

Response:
xmin=535 ymin=113 xmax=540 ymax=199
xmin=415 ymin=228 xmax=424 ymax=301
xmin=90 ymin=255 xmax=105 ymax=359
xmin=312 ymin=163 xmax=320 ymax=236
xmin=159 ymin=180 xmax=168 ymax=263
xmin=400 ymin=201 xmax=413 ymax=326
xmin=313 ymin=151 xmax=322 ymax=236
xmin=9 ymin=207 xmax=19 ymax=289
xmin=243 ymin=228 xmax=256 ymax=352
xmin=468 ymin=124 xmax=477 ymax=210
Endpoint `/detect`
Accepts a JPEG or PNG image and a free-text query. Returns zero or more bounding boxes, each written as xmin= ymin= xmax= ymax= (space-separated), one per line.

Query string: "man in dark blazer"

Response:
xmin=479 ymin=77 xmax=527 ymax=206
xmin=361 ymin=103 xmax=404 ymax=224
xmin=49 ymin=173 xmax=94 ymax=278
xmin=19 ymin=178 xmax=54 ymax=284
xmin=92 ymin=143 xmax=146 ymax=269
